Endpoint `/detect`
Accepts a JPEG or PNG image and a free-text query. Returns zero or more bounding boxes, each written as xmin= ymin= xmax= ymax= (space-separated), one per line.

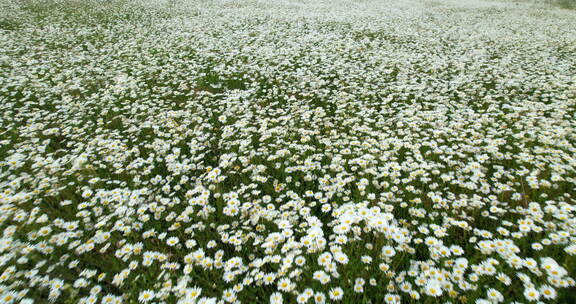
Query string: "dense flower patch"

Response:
xmin=0 ymin=0 xmax=575 ymax=303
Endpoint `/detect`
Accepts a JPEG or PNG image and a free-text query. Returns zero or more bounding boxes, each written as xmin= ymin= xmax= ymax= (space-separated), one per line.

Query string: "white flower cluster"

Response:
xmin=0 ymin=0 xmax=575 ymax=303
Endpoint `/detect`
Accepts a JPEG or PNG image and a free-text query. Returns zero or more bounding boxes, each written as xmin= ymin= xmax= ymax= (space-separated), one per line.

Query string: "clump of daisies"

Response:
xmin=0 ymin=0 xmax=575 ymax=303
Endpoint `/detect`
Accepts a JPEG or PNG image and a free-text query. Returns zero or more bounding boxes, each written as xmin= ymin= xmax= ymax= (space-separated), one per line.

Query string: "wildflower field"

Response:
xmin=1 ymin=0 xmax=576 ymax=303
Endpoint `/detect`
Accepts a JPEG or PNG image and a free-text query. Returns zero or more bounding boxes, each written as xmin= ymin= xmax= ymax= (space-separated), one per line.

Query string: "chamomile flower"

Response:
xmin=138 ymin=290 xmax=155 ymax=303
xmin=329 ymin=287 xmax=344 ymax=301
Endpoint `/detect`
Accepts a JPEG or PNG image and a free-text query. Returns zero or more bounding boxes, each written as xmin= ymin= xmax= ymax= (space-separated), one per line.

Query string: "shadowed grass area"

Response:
xmin=8 ymin=0 xmax=175 ymax=28
xmin=557 ymin=0 xmax=576 ymax=9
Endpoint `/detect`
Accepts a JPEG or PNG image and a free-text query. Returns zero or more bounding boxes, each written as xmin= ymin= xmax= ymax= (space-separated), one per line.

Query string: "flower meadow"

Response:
xmin=1 ymin=0 xmax=576 ymax=303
